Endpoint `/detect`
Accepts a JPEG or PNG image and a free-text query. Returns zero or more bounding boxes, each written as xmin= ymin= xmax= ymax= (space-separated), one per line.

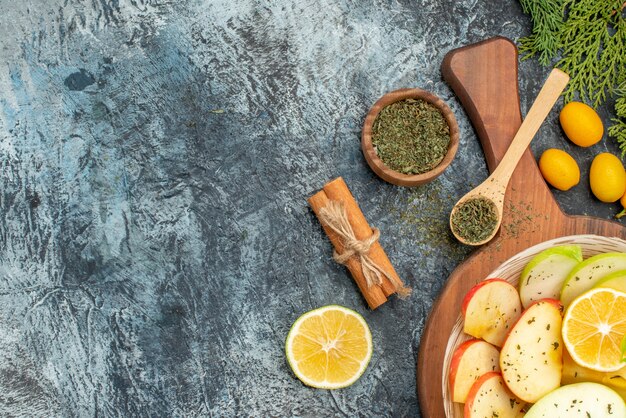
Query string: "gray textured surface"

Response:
xmin=0 ymin=0 xmax=623 ymax=416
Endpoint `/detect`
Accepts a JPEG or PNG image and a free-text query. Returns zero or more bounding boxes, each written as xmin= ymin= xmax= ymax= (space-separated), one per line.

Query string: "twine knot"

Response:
xmin=333 ymin=227 xmax=380 ymax=264
xmin=318 ymin=200 xmax=411 ymax=298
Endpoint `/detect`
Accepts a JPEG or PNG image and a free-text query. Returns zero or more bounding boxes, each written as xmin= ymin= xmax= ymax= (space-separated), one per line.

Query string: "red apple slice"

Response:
xmin=500 ymin=299 xmax=563 ymax=403
xmin=464 ymin=372 xmax=525 ymax=418
xmin=462 ymin=278 xmax=522 ymax=347
xmin=449 ymin=339 xmax=500 ymax=403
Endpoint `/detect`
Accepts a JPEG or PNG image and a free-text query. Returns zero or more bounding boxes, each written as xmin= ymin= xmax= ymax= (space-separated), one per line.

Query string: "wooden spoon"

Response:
xmin=450 ymin=68 xmax=570 ymax=246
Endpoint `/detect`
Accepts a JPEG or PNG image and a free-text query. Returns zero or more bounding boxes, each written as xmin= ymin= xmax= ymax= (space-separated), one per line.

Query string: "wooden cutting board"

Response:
xmin=416 ymin=37 xmax=626 ymax=418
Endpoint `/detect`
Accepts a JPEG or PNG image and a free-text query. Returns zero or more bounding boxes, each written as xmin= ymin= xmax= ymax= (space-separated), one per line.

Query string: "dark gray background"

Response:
xmin=0 ymin=0 xmax=622 ymax=416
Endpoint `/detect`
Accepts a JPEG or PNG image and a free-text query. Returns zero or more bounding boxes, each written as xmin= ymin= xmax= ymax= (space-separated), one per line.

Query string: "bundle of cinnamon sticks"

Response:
xmin=308 ymin=177 xmax=410 ymax=309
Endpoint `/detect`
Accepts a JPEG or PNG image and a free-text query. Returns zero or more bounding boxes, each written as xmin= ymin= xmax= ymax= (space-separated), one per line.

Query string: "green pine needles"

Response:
xmin=609 ymin=79 xmax=626 ymax=153
xmin=518 ymin=0 xmax=626 ymax=153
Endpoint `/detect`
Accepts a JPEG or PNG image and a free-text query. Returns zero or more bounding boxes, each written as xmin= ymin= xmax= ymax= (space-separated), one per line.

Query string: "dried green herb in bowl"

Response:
xmin=372 ymin=99 xmax=451 ymax=175
xmin=451 ymin=196 xmax=499 ymax=244
xmin=361 ymin=88 xmax=459 ymax=187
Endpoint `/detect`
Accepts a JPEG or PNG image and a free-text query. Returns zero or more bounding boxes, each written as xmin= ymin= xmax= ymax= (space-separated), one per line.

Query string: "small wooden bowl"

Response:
xmin=361 ymin=88 xmax=459 ymax=187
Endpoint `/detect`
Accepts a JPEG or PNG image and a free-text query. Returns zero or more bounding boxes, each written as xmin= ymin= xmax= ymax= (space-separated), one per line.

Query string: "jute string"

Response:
xmin=319 ymin=200 xmax=411 ymax=298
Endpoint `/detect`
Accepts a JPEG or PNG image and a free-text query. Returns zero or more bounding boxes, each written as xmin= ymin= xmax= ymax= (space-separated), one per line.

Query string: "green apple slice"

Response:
xmin=560 ymin=252 xmax=626 ymax=307
xmin=593 ymin=269 xmax=626 ymax=293
xmin=524 ymin=382 xmax=626 ymax=417
xmin=519 ymin=245 xmax=582 ymax=309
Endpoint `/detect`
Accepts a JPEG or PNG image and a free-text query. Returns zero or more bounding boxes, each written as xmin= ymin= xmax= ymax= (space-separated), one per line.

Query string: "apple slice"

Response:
xmin=560 ymin=252 xmax=626 ymax=307
xmin=464 ymin=372 xmax=525 ymax=418
xmin=518 ymin=245 xmax=582 ymax=308
xmin=524 ymin=382 xmax=626 ymax=417
xmin=449 ymin=339 xmax=500 ymax=403
xmin=500 ymin=299 xmax=563 ymax=403
xmin=593 ymin=269 xmax=626 ymax=293
xmin=462 ymin=279 xmax=522 ymax=347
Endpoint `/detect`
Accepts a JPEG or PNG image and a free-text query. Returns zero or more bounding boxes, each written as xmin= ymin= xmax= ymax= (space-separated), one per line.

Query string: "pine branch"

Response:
xmin=518 ymin=0 xmax=566 ymax=65
xmin=609 ymin=80 xmax=626 ymax=156
xmin=518 ymin=0 xmax=626 ymax=153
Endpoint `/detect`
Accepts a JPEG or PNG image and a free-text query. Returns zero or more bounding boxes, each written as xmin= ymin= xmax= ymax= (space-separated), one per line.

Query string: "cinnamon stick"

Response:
xmin=322 ymin=178 xmax=399 ymax=297
xmin=308 ymin=177 xmax=410 ymax=309
xmin=309 ymin=190 xmax=387 ymax=309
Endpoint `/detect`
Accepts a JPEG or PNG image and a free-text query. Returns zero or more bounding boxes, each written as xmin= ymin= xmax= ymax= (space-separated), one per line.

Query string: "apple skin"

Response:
xmin=499 ymin=299 xmax=563 ymax=403
xmin=464 ymin=372 xmax=525 ymax=418
xmin=462 ymin=278 xmax=522 ymax=347
xmin=593 ymin=269 xmax=626 ymax=293
xmin=461 ymin=278 xmax=508 ymax=316
xmin=448 ymin=339 xmax=500 ymax=403
xmin=522 ymin=297 xmax=563 ymax=312
xmin=518 ymin=245 xmax=582 ymax=308
xmin=561 ymin=252 xmax=626 ymax=307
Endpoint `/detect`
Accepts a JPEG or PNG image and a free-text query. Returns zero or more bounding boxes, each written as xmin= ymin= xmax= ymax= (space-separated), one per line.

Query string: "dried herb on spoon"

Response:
xmin=372 ymin=99 xmax=450 ymax=175
xmin=451 ymin=196 xmax=499 ymax=244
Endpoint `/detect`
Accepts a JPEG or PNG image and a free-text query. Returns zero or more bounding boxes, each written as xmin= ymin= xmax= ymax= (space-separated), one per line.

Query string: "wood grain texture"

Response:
xmin=417 ymin=37 xmax=626 ymax=418
xmin=450 ymin=68 xmax=570 ymax=245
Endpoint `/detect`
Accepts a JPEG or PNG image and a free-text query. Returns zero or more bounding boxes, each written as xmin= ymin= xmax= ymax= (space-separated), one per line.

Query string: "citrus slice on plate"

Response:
xmin=562 ymin=287 xmax=626 ymax=372
xmin=285 ymin=305 xmax=372 ymax=389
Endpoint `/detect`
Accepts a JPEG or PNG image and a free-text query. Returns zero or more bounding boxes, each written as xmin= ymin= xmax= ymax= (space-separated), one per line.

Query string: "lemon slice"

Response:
xmin=562 ymin=287 xmax=626 ymax=372
xmin=285 ymin=305 xmax=372 ymax=389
